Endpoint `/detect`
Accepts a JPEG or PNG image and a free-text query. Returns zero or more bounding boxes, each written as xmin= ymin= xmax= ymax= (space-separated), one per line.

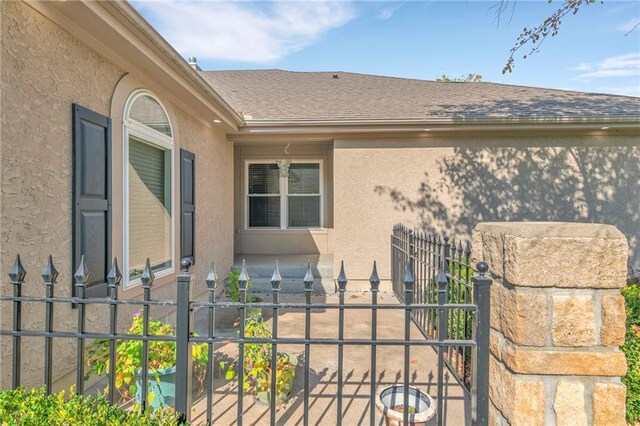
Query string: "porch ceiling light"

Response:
xmin=213 ymin=119 xmax=222 ymax=123
xmin=601 ymin=126 xmax=610 ymax=130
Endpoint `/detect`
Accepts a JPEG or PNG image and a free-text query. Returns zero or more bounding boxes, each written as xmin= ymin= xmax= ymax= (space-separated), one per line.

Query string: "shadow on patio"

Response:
xmin=189 ymin=292 xmax=470 ymax=425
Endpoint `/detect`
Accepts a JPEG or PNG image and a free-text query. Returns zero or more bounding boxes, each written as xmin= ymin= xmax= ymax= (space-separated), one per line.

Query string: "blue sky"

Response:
xmin=133 ymin=0 xmax=640 ymax=96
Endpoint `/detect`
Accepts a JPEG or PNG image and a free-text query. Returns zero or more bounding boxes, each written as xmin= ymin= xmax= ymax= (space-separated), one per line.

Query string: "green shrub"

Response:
xmin=0 ymin=387 xmax=184 ymax=425
xmin=85 ymin=312 xmax=208 ymax=402
xmin=623 ymin=283 xmax=640 ymax=423
xmin=226 ymin=269 xmax=262 ymax=303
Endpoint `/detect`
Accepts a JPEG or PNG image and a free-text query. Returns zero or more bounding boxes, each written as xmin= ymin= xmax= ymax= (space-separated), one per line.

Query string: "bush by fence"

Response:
xmin=0 ymin=387 xmax=184 ymax=425
xmin=623 ymin=280 xmax=640 ymax=423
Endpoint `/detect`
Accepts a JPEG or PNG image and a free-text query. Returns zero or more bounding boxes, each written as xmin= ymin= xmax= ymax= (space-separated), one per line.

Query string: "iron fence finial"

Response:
xmin=180 ymin=257 xmax=192 ymax=273
xmin=206 ymin=260 xmax=218 ymax=291
xmin=9 ymin=254 xmax=26 ymax=284
xmin=74 ymin=255 xmax=89 ymax=287
xmin=238 ymin=259 xmax=249 ymax=290
xmin=41 ymin=255 xmax=58 ymax=285
xmin=337 ymin=261 xmax=347 ymax=291
xmin=271 ymin=260 xmax=282 ymax=291
xmin=141 ymin=258 xmax=155 ymax=288
xmin=476 ymin=261 xmax=489 ymax=276
xmin=106 ymin=258 xmax=122 ymax=288
xmin=303 ymin=261 xmax=314 ymax=291
xmin=369 ymin=261 xmax=380 ymax=291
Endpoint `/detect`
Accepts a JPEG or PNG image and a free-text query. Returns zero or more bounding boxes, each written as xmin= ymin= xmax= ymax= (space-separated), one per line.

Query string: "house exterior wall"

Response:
xmin=233 ymin=143 xmax=334 ymax=255
xmin=333 ymin=134 xmax=640 ymax=282
xmin=0 ymin=1 xmax=234 ymax=390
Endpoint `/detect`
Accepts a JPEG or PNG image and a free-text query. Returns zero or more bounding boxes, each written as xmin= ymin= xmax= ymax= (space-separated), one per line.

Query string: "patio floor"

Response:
xmin=189 ymin=291 xmax=470 ymax=425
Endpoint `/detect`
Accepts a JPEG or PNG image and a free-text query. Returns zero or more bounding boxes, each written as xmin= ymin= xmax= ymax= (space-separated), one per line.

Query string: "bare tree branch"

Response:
xmin=625 ymin=21 xmax=640 ymax=36
xmin=500 ymin=0 xmax=602 ymax=74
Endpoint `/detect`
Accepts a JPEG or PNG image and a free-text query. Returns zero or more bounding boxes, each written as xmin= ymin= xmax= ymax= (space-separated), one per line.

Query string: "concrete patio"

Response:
xmin=189 ymin=291 xmax=469 ymax=425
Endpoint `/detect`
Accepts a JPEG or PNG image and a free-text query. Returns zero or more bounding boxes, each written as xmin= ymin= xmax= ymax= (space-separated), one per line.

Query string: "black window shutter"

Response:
xmin=72 ymin=104 xmax=111 ymax=298
xmin=180 ymin=149 xmax=196 ymax=264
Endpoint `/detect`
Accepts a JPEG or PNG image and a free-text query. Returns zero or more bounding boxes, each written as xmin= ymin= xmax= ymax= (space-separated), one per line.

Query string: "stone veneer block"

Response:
xmin=491 ymin=284 xmax=548 ymax=346
xmin=553 ymin=381 xmax=588 ymax=425
xmin=489 ymin=356 xmax=545 ymax=426
xmin=592 ymin=382 xmax=626 ymax=426
xmin=490 ymin=330 xmax=627 ymax=376
xmin=601 ymin=294 xmax=626 ymax=347
xmin=474 ymin=222 xmax=628 ymax=288
xmin=552 ymin=295 xmax=597 ymax=346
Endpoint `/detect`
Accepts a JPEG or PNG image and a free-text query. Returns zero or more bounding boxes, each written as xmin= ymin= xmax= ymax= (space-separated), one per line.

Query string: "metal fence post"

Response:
xmin=436 ymin=269 xmax=449 ymax=426
xmin=403 ymin=260 xmax=415 ymax=426
xmin=175 ymin=258 xmax=193 ymax=423
xmin=205 ymin=260 xmax=218 ymax=425
xmin=74 ymin=255 xmax=89 ymax=395
xmin=140 ymin=259 xmax=155 ymax=412
xmin=472 ymin=262 xmax=491 ymax=426
xmin=9 ymin=255 xmax=26 ymax=389
xmin=42 ymin=255 xmax=58 ymax=395
xmin=337 ymin=261 xmax=348 ymax=426
xmin=106 ymin=258 xmax=122 ymax=406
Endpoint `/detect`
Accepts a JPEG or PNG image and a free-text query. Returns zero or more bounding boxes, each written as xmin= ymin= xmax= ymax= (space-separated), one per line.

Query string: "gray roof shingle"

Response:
xmin=199 ymin=69 xmax=640 ymax=121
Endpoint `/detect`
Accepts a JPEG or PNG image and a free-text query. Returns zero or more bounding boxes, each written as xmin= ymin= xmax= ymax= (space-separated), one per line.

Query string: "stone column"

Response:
xmin=472 ymin=222 xmax=628 ymax=426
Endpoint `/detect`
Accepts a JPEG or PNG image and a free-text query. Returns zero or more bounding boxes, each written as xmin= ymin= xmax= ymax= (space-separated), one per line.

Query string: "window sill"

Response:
xmin=239 ymin=228 xmax=329 ymax=235
xmin=123 ymin=266 xmax=175 ymax=291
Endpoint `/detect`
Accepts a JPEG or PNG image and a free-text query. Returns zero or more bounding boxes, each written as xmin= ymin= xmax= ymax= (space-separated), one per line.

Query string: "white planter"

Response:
xmin=375 ymin=385 xmax=437 ymax=426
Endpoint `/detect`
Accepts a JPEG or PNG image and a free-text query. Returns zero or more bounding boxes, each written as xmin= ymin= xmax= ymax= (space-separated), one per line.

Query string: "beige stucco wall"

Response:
xmin=334 ymin=134 xmax=640 ymax=281
xmin=0 ymin=1 xmax=234 ymax=390
xmin=233 ymin=142 xmax=334 ymax=255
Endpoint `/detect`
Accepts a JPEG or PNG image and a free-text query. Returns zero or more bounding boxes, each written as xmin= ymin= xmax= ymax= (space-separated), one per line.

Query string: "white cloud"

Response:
xmin=378 ymin=3 xmax=403 ymax=21
xmin=574 ymin=52 xmax=640 ymax=80
xmin=134 ymin=1 xmax=356 ymax=63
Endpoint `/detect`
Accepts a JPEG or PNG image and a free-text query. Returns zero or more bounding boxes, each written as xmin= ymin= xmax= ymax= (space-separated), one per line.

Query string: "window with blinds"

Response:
xmin=248 ymin=163 xmax=281 ymax=227
xmin=288 ymin=163 xmax=320 ymax=228
xmin=247 ymin=162 xmax=322 ymax=229
xmin=128 ymin=136 xmax=172 ymax=280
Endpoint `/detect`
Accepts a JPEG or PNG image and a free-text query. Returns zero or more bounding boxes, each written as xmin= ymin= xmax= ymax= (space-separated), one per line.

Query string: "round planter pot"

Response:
xmin=134 ymin=365 xmax=176 ymax=410
xmin=254 ymin=354 xmax=298 ymax=405
xmin=375 ymin=385 xmax=436 ymax=426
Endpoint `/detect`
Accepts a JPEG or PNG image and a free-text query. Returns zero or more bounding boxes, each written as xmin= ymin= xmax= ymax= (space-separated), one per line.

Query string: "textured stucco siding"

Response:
xmin=333 ymin=135 xmax=640 ymax=281
xmin=0 ymin=1 xmax=125 ymax=391
xmin=0 ymin=1 xmax=234 ymax=390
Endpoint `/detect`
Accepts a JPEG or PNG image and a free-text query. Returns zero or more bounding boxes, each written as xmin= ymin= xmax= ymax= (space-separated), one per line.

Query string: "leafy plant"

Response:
xmin=86 ymin=312 xmax=208 ymax=403
xmin=226 ymin=270 xmax=262 ymax=303
xmin=220 ymin=315 xmax=297 ymax=403
xmin=0 ymin=387 xmax=184 ymax=425
xmin=622 ymin=283 xmax=640 ymax=423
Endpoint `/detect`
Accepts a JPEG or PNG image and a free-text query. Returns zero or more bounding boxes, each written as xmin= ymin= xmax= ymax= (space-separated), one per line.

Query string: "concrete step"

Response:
xmin=231 ymin=254 xmax=336 ymax=294
xmin=245 ymin=277 xmax=336 ymax=294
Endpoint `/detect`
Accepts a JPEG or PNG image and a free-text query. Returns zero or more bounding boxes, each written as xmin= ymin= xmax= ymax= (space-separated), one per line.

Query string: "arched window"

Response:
xmin=123 ymin=91 xmax=174 ymax=288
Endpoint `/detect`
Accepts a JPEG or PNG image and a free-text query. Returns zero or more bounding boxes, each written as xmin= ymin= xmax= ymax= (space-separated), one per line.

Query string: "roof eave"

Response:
xmin=228 ymin=116 xmax=640 ymax=141
xmin=28 ymin=0 xmax=244 ymax=130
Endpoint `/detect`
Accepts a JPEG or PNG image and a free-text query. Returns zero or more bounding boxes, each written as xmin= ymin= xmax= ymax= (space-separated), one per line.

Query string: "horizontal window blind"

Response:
xmin=249 ymin=196 xmax=281 ymax=227
xmin=128 ymin=136 xmax=172 ymax=279
xmin=288 ymin=163 xmax=320 ymax=194
xmin=129 ymin=137 xmax=167 ymax=206
xmin=288 ymin=196 xmax=320 ymax=227
xmin=248 ymin=163 xmax=280 ymax=194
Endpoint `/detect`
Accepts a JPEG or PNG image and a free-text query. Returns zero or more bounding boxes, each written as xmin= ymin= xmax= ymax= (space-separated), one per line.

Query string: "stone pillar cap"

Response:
xmin=475 ymin=222 xmax=624 ymax=240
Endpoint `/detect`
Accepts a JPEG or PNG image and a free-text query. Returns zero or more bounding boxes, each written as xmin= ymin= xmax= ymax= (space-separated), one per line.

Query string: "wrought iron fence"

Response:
xmin=1 ymin=246 xmax=491 ymax=425
xmin=391 ymin=224 xmax=481 ymax=394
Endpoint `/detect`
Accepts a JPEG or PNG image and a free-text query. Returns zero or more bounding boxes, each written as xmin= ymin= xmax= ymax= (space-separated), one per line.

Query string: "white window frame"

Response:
xmin=245 ymin=159 xmax=324 ymax=230
xmin=123 ymin=90 xmax=176 ymax=289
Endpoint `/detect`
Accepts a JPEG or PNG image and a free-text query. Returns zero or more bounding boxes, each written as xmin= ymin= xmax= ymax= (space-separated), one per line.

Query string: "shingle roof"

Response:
xmin=199 ymin=69 xmax=640 ymax=121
